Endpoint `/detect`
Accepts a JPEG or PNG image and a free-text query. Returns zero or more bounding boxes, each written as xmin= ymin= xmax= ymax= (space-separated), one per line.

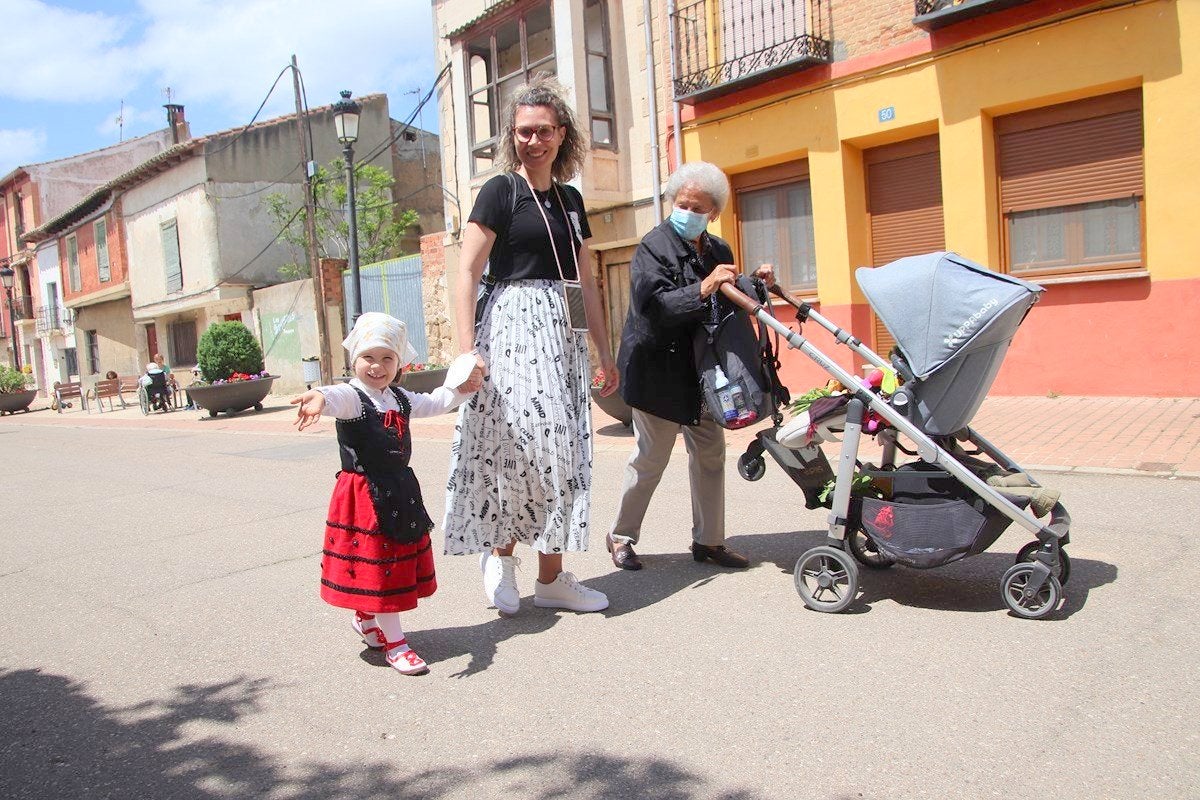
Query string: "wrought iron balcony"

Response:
xmin=671 ymin=0 xmax=832 ymax=103
xmin=913 ymin=0 xmax=1035 ymax=31
xmin=8 ymin=295 xmax=34 ymax=321
xmin=35 ymin=304 xmax=72 ymax=334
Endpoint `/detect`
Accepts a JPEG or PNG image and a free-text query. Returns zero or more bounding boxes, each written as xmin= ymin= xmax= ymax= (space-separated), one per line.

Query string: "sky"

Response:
xmin=0 ymin=0 xmax=441 ymax=177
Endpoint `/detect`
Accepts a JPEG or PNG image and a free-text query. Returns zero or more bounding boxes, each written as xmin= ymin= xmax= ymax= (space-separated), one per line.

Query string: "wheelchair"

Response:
xmin=138 ymin=372 xmax=174 ymax=415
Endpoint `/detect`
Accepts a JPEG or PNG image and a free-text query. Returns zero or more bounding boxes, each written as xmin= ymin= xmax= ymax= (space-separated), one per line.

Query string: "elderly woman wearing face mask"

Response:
xmin=606 ymin=161 xmax=775 ymax=571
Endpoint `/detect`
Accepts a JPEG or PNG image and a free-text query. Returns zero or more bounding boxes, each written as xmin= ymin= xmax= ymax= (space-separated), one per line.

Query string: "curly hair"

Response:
xmin=497 ymin=73 xmax=587 ymax=183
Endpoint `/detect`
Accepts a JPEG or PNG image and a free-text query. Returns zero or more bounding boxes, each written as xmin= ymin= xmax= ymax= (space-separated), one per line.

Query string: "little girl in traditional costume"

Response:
xmin=292 ymin=313 xmax=482 ymax=675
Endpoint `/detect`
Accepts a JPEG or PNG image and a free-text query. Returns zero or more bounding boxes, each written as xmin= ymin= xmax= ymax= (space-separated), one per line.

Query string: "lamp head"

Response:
xmin=332 ymin=90 xmax=361 ymax=145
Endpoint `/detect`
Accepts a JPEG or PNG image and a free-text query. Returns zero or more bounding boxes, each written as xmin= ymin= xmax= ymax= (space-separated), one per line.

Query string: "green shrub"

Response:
xmin=0 ymin=364 xmax=28 ymax=394
xmin=196 ymin=321 xmax=265 ymax=382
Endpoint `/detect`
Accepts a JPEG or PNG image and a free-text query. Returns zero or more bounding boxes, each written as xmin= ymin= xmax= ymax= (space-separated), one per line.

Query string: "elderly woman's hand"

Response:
xmin=753 ymin=263 xmax=776 ymax=288
xmin=700 ymin=264 xmax=738 ymax=299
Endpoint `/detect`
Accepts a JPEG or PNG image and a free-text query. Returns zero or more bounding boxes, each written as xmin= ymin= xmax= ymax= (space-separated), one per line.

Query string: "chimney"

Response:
xmin=164 ymin=104 xmax=189 ymax=144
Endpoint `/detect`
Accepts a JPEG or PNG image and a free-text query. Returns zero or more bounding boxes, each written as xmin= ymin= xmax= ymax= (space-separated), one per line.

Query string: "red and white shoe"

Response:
xmin=351 ymin=612 xmax=386 ymax=649
xmin=384 ymin=638 xmax=429 ymax=676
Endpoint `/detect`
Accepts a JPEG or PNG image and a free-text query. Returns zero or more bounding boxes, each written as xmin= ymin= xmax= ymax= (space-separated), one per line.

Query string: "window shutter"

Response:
xmin=998 ymin=91 xmax=1143 ymax=213
xmin=95 ymin=220 xmax=110 ymax=282
xmin=865 ymin=136 xmax=945 ymax=357
xmin=161 ymin=220 xmax=182 ymax=292
xmin=67 ymin=236 xmax=81 ymax=292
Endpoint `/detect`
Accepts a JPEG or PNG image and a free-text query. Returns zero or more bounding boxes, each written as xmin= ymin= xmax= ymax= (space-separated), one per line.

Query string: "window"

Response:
xmin=46 ymin=282 xmax=60 ymax=328
xmin=63 ymin=347 xmax=78 ymax=378
xmin=997 ymin=89 xmax=1143 ymax=276
xmin=161 ymin=219 xmax=182 ymax=292
xmin=584 ymin=0 xmax=616 ymax=148
xmin=464 ymin=1 xmax=555 ymax=175
xmin=95 ymin=219 xmax=110 ymax=282
xmin=733 ymin=163 xmax=817 ymax=291
xmin=13 ymin=191 xmax=24 ymax=237
xmin=66 ymin=234 xmax=81 ymax=292
xmin=168 ymin=319 xmax=198 ymax=365
xmin=85 ymin=329 xmax=100 ymax=375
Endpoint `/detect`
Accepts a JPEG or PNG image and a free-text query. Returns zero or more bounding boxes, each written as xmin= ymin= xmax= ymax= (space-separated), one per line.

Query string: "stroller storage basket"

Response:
xmin=860 ymin=496 xmax=1014 ymax=569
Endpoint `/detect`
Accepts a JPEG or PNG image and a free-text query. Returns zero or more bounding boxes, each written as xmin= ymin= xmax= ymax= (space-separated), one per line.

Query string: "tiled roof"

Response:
xmin=447 ymin=0 xmax=521 ymax=38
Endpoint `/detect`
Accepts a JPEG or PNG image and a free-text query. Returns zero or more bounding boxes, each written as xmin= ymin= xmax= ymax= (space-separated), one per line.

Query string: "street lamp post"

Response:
xmin=0 ymin=265 xmax=19 ymax=371
xmin=332 ymin=90 xmax=363 ymax=322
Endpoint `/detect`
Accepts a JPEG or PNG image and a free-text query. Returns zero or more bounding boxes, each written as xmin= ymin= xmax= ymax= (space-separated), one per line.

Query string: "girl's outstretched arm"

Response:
xmin=291 ymin=390 xmax=326 ymax=431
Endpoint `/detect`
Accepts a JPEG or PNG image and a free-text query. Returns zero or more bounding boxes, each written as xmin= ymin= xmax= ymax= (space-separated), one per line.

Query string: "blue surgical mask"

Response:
xmin=670 ymin=207 xmax=710 ymax=241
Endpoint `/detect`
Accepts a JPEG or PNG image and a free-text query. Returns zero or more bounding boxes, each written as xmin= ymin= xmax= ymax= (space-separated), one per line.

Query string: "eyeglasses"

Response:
xmin=513 ymin=125 xmax=561 ymax=143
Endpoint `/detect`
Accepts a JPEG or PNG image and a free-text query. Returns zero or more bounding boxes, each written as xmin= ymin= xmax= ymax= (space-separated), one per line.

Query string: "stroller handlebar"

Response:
xmin=717 ymin=282 xmax=761 ymax=314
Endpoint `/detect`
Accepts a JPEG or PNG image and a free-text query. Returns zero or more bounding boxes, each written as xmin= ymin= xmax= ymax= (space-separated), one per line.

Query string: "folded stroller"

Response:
xmin=727 ymin=251 xmax=1070 ymax=619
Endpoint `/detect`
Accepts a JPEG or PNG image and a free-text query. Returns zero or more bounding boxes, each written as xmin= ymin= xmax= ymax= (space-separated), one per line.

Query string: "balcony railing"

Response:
xmin=35 ymin=304 xmax=73 ymax=334
xmin=671 ymin=0 xmax=832 ymax=102
xmin=8 ymin=295 xmax=34 ymax=321
xmin=913 ymin=0 xmax=1035 ymax=31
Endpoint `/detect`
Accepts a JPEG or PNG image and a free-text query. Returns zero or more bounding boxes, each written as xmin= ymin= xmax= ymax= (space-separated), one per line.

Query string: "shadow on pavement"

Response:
xmin=0 ymin=668 xmax=761 ymax=800
xmin=727 ymin=528 xmax=1116 ymax=620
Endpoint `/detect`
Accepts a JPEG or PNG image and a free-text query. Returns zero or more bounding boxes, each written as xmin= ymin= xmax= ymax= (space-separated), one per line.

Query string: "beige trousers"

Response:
xmin=610 ymin=408 xmax=726 ymax=547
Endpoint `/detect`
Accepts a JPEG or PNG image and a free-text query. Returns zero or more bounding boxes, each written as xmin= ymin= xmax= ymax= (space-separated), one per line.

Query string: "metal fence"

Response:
xmin=342 ymin=254 xmax=429 ymax=364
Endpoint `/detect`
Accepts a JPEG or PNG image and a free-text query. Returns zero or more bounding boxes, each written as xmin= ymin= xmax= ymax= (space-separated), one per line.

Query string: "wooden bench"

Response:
xmin=53 ymin=381 xmax=87 ymax=413
xmin=117 ymin=374 xmax=142 ymax=408
xmin=93 ymin=378 xmax=121 ymax=412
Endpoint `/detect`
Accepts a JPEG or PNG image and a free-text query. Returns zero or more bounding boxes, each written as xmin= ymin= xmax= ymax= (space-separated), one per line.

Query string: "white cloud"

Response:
xmin=1 ymin=0 xmax=437 ymax=118
xmin=2 ymin=0 xmax=140 ymax=102
xmin=0 ymin=128 xmax=48 ymax=171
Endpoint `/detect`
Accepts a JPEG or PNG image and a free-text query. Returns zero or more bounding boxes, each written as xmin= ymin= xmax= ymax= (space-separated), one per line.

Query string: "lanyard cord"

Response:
xmin=519 ymin=173 xmax=581 ymax=283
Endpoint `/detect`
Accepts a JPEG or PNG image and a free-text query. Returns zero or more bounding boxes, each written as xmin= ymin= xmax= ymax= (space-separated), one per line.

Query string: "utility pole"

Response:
xmin=291 ymin=54 xmax=332 ymax=385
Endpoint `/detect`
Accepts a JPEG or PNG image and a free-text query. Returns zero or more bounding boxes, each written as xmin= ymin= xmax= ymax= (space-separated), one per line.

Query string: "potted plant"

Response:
xmin=0 ymin=364 xmax=37 ymax=415
xmin=401 ymin=362 xmax=449 ymax=394
xmin=590 ymin=374 xmax=632 ymax=427
xmin=187 ymin=321 xmax=278 ymax=417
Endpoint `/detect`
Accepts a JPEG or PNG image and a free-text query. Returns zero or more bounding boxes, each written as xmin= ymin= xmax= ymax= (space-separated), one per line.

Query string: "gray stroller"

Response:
xmin=727 ymin=251 xmax=1070 ymax=619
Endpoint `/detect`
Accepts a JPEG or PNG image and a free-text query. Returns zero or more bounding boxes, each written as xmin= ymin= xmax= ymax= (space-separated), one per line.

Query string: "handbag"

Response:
xmin=693 ymin=276 xmax=782 ymax=429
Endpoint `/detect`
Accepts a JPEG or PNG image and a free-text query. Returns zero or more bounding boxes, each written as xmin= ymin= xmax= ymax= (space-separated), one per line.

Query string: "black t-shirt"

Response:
xmin=468 ymin=173 xmax=591 ymax=281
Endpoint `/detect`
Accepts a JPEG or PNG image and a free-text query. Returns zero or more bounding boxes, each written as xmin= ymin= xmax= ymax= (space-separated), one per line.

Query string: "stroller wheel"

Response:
xmin=737 ymin=453 xmax=766 ymax=481
xmin=1000 ymin=563 xmax=1062 ymax=620
xmin=1015 ymin=541 xmax=1070 ymax=585
xmin=848 ymin=527 xmax=895 ymax=570
xmin=794 ymin=546 xmax=859 ymax=613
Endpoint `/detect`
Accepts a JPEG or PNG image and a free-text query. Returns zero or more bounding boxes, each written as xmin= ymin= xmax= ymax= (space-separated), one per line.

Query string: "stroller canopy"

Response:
xmin=856 ymin=252 xmax=1042 ymax=380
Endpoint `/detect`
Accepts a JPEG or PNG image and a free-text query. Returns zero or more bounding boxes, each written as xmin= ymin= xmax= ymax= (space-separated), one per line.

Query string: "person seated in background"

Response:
xmin=140 ymin=361 xmax=172 ymax=411
xmin=104 ymin=370 xmax=118 ymax=381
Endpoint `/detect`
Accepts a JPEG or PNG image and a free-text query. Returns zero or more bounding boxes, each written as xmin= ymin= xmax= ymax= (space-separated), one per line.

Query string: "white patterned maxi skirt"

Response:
xmin=443 ymin=279 xmax=593 ymax=555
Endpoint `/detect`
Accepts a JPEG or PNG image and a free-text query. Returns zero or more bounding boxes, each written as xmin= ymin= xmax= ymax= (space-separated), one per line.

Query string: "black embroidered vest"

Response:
xmin=336 ymin=386 xmax=433 ymax=544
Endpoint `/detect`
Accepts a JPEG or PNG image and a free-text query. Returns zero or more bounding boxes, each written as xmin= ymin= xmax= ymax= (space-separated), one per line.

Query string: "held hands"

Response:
xmin=291 ymin=390 xmax=325 ymax=431
xmin=456 ymin=365 xmax=485 ymax=394
xmin=700 ymin=264 xmax=739 ymax=298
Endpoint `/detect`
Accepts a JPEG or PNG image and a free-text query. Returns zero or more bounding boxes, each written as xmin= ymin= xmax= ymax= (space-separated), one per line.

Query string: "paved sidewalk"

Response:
xmin=6 ymin=391 xmax=1199 ymax=477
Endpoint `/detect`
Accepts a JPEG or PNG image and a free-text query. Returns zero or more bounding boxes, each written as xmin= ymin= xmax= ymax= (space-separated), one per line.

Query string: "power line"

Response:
xmin=358 ymin=63 xmax=452 ymax=165
xmin=213 ymin=206 xmax=304 ymax=289
xmin=206 ymin=162 xmax=303 ymax=199
xmin=205 ymin=65 xmax=294 ymax=156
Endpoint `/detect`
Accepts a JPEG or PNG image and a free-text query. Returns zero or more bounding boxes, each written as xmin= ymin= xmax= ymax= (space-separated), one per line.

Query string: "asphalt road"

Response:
xmin=0 ymin=423 xmax=1196 ymax=799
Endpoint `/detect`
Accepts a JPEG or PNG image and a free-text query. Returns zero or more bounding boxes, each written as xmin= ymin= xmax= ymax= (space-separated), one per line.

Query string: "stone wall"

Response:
xmin=419 ymin=233 xmax=455 ymax=365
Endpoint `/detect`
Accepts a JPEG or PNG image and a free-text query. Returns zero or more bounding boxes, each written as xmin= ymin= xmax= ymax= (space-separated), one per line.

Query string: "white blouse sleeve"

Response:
xmin=403 ymin=385 xmax=470 ymax=418
xmin=316 ymin=383 xmax=367 ymax=419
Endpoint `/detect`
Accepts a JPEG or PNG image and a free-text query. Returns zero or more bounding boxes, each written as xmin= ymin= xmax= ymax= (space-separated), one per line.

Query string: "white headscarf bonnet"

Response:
xmin=342 ymin=312 xmax=419 ymax=367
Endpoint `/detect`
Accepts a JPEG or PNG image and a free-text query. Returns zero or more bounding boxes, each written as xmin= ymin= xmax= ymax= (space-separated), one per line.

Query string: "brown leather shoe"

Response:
xmin=691 ymin=543 xmax=749 ymax=569
xmin=606 ymin=534 xmax=643 ymax=570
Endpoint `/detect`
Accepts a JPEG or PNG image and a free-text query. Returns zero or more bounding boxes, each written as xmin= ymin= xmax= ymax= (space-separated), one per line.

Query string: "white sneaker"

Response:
xmin=480 ymin=552 xmax=521 ymax=615
xmin=533 ymin=571 xmax=609 ymax=612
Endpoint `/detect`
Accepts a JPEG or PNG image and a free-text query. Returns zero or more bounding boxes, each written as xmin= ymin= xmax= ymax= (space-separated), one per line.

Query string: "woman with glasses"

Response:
xmin=444 ymin=74 xmax=619 ymax=615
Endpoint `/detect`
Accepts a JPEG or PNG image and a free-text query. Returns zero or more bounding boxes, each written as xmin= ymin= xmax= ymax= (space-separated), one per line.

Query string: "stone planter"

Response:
xmin=0 ymin=389 xmax=37 ymax=416
xmin=401 ymin=367 xmax=449 ymax=395
xmin=188 ymin=376 xmax=277 ymax=417
xmin=590 ymin=387 xmax=633 ymax=427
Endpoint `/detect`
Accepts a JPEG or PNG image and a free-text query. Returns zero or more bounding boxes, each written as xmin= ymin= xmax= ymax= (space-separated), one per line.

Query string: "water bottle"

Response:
xmin=713 ymin=366 xmax=738 ymax=423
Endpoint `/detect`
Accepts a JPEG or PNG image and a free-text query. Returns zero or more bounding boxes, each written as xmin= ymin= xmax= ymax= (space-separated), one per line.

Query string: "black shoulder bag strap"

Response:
xmin=474 ymin=172 xmax=519 ymax=331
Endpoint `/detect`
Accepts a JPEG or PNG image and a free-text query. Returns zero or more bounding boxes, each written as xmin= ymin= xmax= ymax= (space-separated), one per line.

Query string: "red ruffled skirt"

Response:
xmin=319 ymin=471 xmax=436 ymax=613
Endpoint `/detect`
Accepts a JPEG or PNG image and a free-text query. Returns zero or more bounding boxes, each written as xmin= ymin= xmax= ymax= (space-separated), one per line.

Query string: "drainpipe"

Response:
xmin=666 ymin=0 xmax=684 ymax=169
xmin=644 ymin=0 xmax=663 ymax=224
